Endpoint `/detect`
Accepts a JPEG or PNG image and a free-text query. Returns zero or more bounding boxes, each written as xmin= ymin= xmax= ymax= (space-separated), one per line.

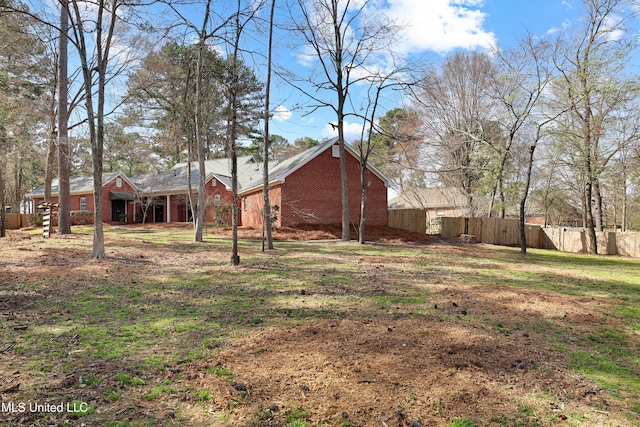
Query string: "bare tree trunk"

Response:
xmin=261 ymin=0 xmax=276 ymax=251
xmin=183 ymin=68 xmax=196 ymax=228
xmin=0 ymin=125 xmax=5 ymax=237
xmin=194 ymin=0 xmax=212 ymax=243
xmin=70 ymin=0 xmax=118 ymax=258
xmin=585 ymin=181 xmax=597 ymax=253
xmin=45 ymin=50 xmax=59 ymax=203
xmin=519 ymin=145 xmax=536 ymax=254
xmin=358 ymin=169 xmax=367 ymax=244
xmin=338 ymin=112 xmax=350 ymax=241
xmin=229 ymin=0 xmax=242 ymax=265
xmin=57 ymin=0 xmax=71 ymax=234
xmin=0 ymin=164 xmax=5 ymax=238
xmin=13 ymin=150 xmax=22 ymax=213
xmin=499 ymin=177 xmax=506 ymax=219
xmin=593 ymin=180 xmax=604 ymax=231
xmin=329 ymin=0 xmax=349 ymax=242
xmin=0 ymin=146 xmax=5 ymax=237
xmin=45 ymin=132 xmax=56 ymax=202
xmin=622 ymin=174 xmax=627 ymax=232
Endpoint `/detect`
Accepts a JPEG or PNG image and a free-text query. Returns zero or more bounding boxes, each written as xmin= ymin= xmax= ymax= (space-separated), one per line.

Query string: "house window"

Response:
xmin=243 ymin=198 xmax=248 ymax=211
xmin=436 ymin=209 xmax=445 ymax=216
xmin=211 ymin=179 xmax=217 ymax=187
xmin=116 ymin=177 xmax=123 ymax=188
xmin=214 ymin=194 xmax=221 ymax=207
xmin=332 ymin=145 xmax=340 ymax=158
xmin=80 ymin=197 xmax=87 ymax=211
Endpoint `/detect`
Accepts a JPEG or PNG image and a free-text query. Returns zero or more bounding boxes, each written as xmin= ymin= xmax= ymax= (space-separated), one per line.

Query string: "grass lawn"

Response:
xmin=0 ymin=225 xmax=638 ymax=426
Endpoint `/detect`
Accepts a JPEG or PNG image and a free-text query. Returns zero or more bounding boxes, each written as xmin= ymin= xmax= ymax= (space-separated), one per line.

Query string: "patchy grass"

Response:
xmin=0 ymin=226 xmax=638 ymax=426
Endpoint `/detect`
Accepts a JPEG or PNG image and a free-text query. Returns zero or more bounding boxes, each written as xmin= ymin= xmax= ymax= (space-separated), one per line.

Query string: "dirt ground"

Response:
xmin=209 ymin=223 xmax=430 ymax=244
xmin=0 ymin=225 xmax=635 ymax=426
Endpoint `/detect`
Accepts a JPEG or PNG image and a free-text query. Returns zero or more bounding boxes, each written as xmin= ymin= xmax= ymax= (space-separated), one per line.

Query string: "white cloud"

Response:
xmin=321 ymin=121 xmax=365 ymax=141
xmin=561 ymin=0 xmax=574 ymax=9
xmin=384 ymin=0 xmax=496 ymax=54
xmin=273 ymin=105 xmax=292 ymax=122
xmin=547 ymin=19 xmax=571 ymax=35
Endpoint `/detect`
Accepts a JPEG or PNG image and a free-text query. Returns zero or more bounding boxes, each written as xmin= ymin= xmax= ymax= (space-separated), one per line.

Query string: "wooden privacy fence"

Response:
xmin=4 ymin=213 xmax=31 ymax=229
xmin=439 ymin=217 xmax=538 ymax=246
xmin=539 ymin=227 xmax=640 ymax=257
xmin=437 ymin=217 xmax=640 ymax=257
xmin=388 ymin=209 xmax=426 ymax=234
xmin=3 ymin=211 xmax=92 ymax=230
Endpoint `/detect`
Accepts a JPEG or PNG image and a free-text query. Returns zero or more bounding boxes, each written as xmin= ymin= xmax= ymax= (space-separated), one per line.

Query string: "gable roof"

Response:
xmin=26 ymin=138 xmax=391 ymax=199
xmin=239 ymin=137 xmax=390 ymax=195
xmin=135 ymin=156 xmax=265 ymax=194
xmin=388 ymin=188 xmax=467 ymax=210
xmin=26 ymin=172 xmax=136 ymax=198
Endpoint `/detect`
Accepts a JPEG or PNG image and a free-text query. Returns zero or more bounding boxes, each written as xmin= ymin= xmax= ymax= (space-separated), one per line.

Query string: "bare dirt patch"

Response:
xmin=187 ymin=317 xmax=615 ymax=427
xmin=212 ymin=224 xmax=432 ymax=244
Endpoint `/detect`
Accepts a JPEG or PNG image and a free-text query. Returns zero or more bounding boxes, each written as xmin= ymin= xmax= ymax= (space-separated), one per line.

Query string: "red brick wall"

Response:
xmin=280 ymin=144 xmax=388 ymax=226
xmin=34 ymin=194 xmax=94 ymax=212
xmin=101 ymin=176 xmax=137 ymax=223
xmin=34 ymin=175 xmax=137 ymax=224
xmin=242 ymin=186 xmax=282 ymax=227
xmin=204 ymin=178 xmax=236 ymax=223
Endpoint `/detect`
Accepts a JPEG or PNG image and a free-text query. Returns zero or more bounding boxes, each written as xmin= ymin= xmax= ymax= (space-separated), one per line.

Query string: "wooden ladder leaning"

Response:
xmin=37 ymin=203 xmax=60 ymax=238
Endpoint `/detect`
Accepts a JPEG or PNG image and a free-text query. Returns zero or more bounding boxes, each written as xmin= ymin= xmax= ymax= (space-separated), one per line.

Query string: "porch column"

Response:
xmin=133 ymin=199 xmax=136 ymax=222
xmin=166 ymin=195 xmax=171 ymax=223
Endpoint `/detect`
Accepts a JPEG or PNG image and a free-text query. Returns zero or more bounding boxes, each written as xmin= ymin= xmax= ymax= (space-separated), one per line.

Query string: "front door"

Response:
xmin=154 ymin=202 xmax=164 ymax=223
xmin=111 ymin=200 xmax=126 ymax=222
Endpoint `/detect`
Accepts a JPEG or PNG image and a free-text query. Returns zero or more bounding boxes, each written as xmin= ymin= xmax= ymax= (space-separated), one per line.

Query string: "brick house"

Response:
xmin=27 ymin=137 xmax=389 ymax=227
xmin=29 ymin=172 xmax=138 ymax=223
xmin=240 ymin=138 xmax=389 ymax=227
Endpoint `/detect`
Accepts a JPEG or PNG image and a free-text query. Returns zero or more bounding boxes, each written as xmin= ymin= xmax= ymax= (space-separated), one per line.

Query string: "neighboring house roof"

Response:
xmin=239 ymin=137 xmax=390 ymax=195
xmin=388 ymin=188 xmax=467 ymax=210
xmin=26 ymin=172 xmax=136 ymax=198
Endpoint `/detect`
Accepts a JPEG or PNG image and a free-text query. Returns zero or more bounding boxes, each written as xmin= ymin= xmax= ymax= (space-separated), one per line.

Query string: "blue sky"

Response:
xmin=26 ymin=0 xmax=621 ymax=146
xmin=267 ymin=0 xmax=585 ymax=144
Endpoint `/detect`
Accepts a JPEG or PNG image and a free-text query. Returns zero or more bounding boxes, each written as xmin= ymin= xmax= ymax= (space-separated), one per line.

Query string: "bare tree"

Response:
xmin=491 ymin=35 xmax=555 ymax=253
xmin=0 ymin=126 xmax=5 ymax=237
xmin=57 ymin=0 xmax=71 ymax=234
xmin=137 ymin=196 xmax=157 ymax=224
xmin=225 ymin=0 xmax=265 ymax=264
xmin=193 ymin=0 xmax=213 ymax=242
xmin=355 ymin=70 xmax=405 ymax=244
xmin=552 ymin=0 xmax=638 ymax=253
xmin=262 ymin=0 xmax=276 ymax=251
xmin=67 ymin=0 xmax=144 ymax=258
xmin=412 ymin=51 xmax=498 ymax=217
xmin=288 ymin=0 xmax=396 ymax=241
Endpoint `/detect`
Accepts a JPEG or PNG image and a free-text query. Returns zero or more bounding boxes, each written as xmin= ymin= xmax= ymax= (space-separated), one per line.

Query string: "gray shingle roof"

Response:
xmin=26 ymin=172 xmax=126 ymax=198
xmin=239 ymin=137 xmax=390 ymax=194
xmin=26 ymin=137 xmax=391 ymax=199
xmin=134 ymin=156 xmax=265 ymax=194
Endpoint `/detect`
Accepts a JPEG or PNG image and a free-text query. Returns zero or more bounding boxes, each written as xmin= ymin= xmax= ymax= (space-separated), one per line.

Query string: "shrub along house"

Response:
xmin=27 ymin=137 xmax=390 ymax=227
